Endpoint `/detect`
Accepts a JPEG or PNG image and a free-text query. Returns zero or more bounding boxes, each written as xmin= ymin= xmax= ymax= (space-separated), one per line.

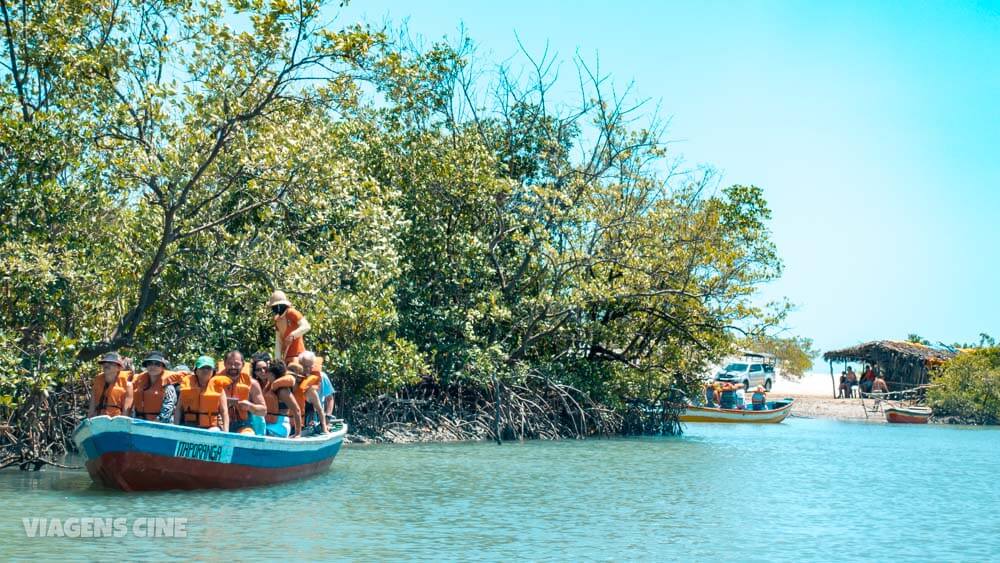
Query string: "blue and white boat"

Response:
xmin=73 ymin=416 xmax=347 ymax=491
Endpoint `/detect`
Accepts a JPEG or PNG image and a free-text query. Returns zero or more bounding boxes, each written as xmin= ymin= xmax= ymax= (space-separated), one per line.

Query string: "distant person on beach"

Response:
xmin=871 ymin=374 xmax=889 ymax=394
xmin=838 ymin=372 xmax=850 ymax=398
xmin=861 ymin=365 xmax=876 ymax=393
xmin=845 ymin=368 xmax=858 ymax=398
xmin=268 ymin=290 xmax=311 ymax=363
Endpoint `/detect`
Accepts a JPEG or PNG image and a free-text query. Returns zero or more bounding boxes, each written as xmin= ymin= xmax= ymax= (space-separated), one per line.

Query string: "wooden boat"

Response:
xmin=72 ymin=416 xmax=347 ymax=491
xmin=884 ymin=404 xmax=932 ymax=424
xmin=679 ymin=399 xmax=794 ymax=424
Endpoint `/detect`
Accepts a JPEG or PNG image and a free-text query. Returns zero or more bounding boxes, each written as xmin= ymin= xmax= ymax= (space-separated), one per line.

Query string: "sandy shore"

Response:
xmin=769 ymin=372 xmax=880 ymax=422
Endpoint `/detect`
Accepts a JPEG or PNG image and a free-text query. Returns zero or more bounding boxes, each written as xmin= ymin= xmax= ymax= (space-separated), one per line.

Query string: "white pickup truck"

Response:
xmin=714 ymin=354 xmax=776 ymax=391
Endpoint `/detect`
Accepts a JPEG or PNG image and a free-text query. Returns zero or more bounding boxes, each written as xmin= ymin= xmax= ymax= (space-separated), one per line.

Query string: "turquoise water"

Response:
xmin=1 ymin=417 xmax=998 ymax=561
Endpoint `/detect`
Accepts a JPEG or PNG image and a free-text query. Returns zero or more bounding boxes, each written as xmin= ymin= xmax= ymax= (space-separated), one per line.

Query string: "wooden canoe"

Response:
xmin=679 ymin=399 xmax=794 ymax=424
xmin=884 ymin=405 xmax=932 ymax=424
xmin=72 ymin=415 xmax=347 ymax=491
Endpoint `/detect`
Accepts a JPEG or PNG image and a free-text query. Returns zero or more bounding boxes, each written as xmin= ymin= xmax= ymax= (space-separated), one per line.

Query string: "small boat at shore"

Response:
xmin=679 ymin=398 xmax=795 ymax=424
xmin=73 ymin=416 xmax=347 ymax=491
xmin=884 ymin=404 xmax=932 ymax=424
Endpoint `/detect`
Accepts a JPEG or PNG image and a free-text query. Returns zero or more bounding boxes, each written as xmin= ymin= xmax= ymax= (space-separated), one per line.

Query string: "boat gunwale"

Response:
xmin=73 ymin=415 xmax=348 ymax=455
xmin=682 ymin=399 xmax=795 ymax=416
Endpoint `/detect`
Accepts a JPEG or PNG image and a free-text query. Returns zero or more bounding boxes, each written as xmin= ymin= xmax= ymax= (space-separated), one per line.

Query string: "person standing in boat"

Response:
xmin=88 ymin=352 xmax=133 ymax=418
xmin=268 ymin=290 xmax=310 ymax=363
xmin=220 ymin=350 xmax=267 ymax=435
xmin=131 ymin=352 xmax=183 ymax=423
xmin=176 ymin=356 xmax=229 ymax=431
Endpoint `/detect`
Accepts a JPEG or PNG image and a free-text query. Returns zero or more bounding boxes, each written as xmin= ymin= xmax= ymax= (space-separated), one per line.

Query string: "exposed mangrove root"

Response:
xmin=348 ymin=374 xmax=623 ymax=443
xmin=0 ymin=372 xmax=685 ymax=468
xmin=0 ymin=377 xmax=88 ymax=471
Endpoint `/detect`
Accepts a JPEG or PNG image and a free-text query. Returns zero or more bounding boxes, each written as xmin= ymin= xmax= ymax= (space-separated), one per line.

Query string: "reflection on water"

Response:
xmin=1 ymin=418 xmax=998 ymax=560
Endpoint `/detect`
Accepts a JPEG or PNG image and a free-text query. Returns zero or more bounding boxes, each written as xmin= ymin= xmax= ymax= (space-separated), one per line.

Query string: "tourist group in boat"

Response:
xmin=87 ymin=291 xmax=332 ymax=438
xmin=703 ymin=381 xmax=771 ymax=411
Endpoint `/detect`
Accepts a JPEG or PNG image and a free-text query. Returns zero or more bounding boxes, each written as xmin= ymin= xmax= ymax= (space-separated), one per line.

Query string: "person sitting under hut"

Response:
xmin=838 ymin=372 xmax=850 ymax=399
xmin=845 ymin=367 xmax=859 ymax=397
xmin=268 ymin=290 xmax=310 ymax=363
xmin=860 ymin=365 xmax=876 ymax=393
xmin=88 ymin=352 xmax=133 ymax=418
xmin=871 ymin=373 xmax=889 ymax=394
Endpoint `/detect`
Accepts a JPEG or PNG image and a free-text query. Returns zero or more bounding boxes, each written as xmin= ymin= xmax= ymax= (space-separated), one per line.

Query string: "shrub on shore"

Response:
xmin=928 ymin=348 xmax=1000 ymax=424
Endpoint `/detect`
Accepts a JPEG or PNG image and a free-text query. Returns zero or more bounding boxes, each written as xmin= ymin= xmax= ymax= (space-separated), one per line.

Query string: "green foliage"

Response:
xmin=1 ymin=1 xmax=806 ymax=424
xmin=928 ymin=348 xmax=1000 ymax=424
xmin=740 ymin=336 xmax=819 ymax=377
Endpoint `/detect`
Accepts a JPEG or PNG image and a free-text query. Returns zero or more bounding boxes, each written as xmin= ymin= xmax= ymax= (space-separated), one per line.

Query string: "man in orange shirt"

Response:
xmin=268 ymin=290 xmax=311 ymax=363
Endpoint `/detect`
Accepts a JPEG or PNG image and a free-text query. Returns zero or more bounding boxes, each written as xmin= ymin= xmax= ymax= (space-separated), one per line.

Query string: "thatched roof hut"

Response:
xmin=823 ymin=340 xmax=958 ymax=391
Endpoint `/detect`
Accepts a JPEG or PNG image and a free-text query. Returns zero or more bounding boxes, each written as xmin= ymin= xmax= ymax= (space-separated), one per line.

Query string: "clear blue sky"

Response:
xmin=337 ymin=0 xmax=1000 ymax=358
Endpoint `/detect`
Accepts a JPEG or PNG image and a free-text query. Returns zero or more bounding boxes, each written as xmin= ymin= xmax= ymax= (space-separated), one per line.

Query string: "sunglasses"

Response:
xmin=145 ymin=361 xmax=165 ymax=368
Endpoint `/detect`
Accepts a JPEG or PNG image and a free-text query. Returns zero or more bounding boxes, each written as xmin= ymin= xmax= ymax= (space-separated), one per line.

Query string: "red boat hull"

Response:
xmin=885 ymin=408 xmax=931 ymax=424
xmin=73 ymin=416 xmax=346 ymax=491
xmin=85 ymin=451 xmax=335 ymax=492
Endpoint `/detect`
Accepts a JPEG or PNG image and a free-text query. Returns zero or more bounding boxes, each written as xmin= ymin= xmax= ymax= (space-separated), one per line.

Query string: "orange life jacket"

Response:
xmin=293 ymin=374 xmax=321 ymax=417
xmin=263 ymin=375 xmax=296 ymax=423
xmin=131 ymin=370 xmax=181 ymax=420
xmin=216 ymin=362 xmax=253 ymax=423
xmin=92 ymin=371 xmax=132 ymax=417
xmin=179 ymin=373 xmax=229 ymax=429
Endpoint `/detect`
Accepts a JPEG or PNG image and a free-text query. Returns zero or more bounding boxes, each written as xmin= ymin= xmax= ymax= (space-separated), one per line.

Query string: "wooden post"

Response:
xmin=492 ymin=373 xmax=502 ymax=445
xmin=830 ymin=361 xmax=836 ymax=398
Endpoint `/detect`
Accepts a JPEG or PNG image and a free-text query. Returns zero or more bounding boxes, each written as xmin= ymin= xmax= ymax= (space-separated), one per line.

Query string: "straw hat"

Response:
xmin=267 ymin=290 xmax=291 ymax=307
